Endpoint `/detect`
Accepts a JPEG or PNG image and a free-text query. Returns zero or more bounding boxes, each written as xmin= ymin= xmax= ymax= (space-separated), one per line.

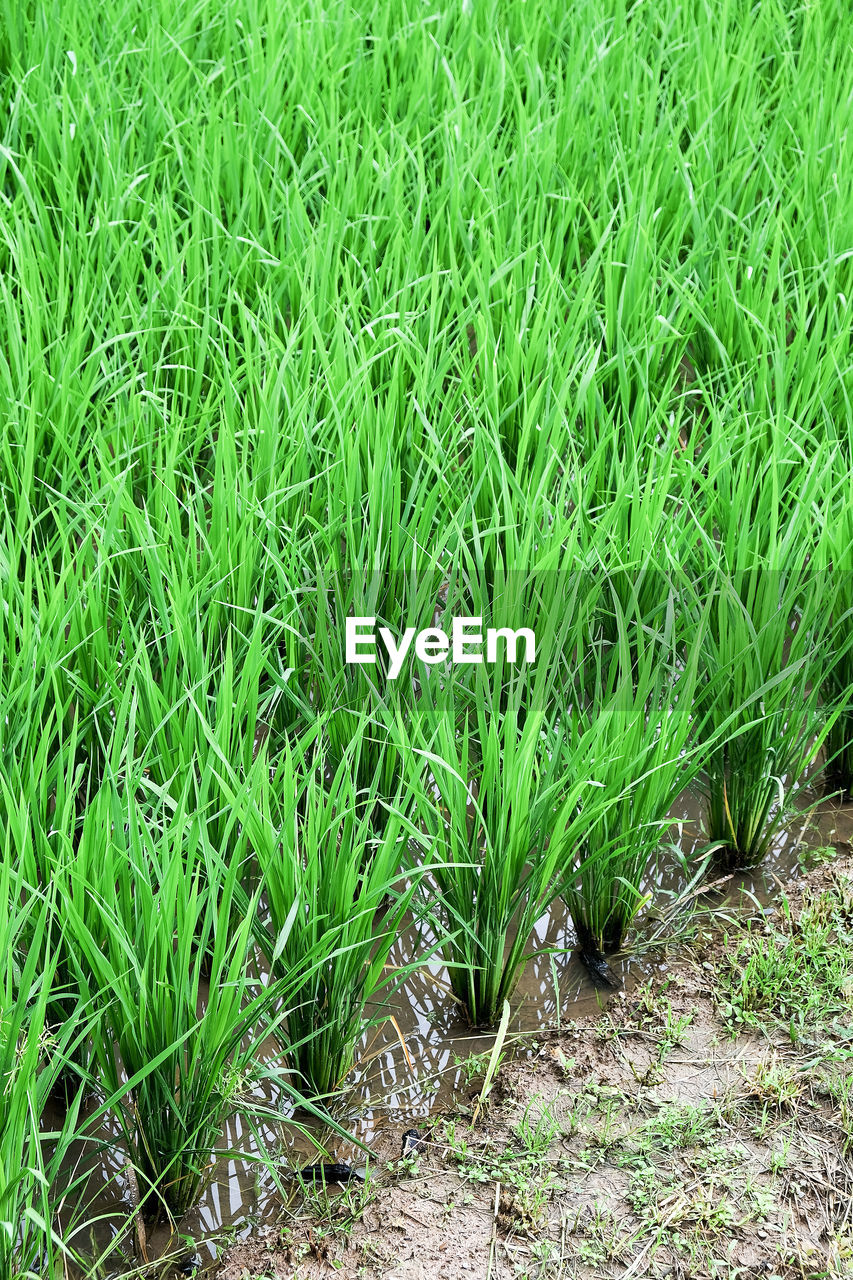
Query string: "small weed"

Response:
xmin=292 ymin=1168 xmax=374 ymax=1233
xmin=656 ymin=1001 xmax=694 ymax=1061
xmin=513 ymin=1095 xmax=562 ymax=1155
xmin=444 ymin=1111 xmax=565 ymax=1197
xmin=814 ymin=1070 xmax=853 ymax=1153
xmin=568 ymin=1202 xmax=632 ymax=1266
xmin=497 ymin=1184 xmax=548 ymax=1237
xmin=769 ymin=1134 xmax=793 ymax=1173
xmin=717 ymin=882 xmax=853 ymax=1045
xmin=453 ymin=1048 xmax=490 ymax=1086
xmin=640 ymin=1100 xmax=720 ymax=1152
xmin=741 ymin=1053 xmax=805 ymax=1113
xmin=798 ymin=844 xmax=839 ymax=873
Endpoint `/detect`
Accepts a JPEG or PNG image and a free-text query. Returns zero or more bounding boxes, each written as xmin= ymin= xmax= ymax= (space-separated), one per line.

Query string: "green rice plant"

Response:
xmin=0 ymin=859 xmax=88 ymax=1280
xmin=414 ymin=585 xmax=708 ymax=998
xmin=124 ymin=616 xmax=278 ymax=954
xmin=0 ymin=698 xmax=99 ymax=1101
xmin=0 ymin=533 xmax=93 ymax=831
xmin=218 ymin=730 xmax=436 ymax=1098
xmin=556 ymin=595 xmax=710 ymax=959
xmin=815 ymin=461 xmax=853 ymax=799
xmin=56 ymin=781 xmax=292 ymax=1222
xmin=413 ymin=661 xmax=618 ymax=1028
xmin=280 ymin=561 xmax=442 ymax=813
xmin=690 ymin=559 xmax=849 ymax=870
xmin=112 ymin=476 xmax=302 ymax=816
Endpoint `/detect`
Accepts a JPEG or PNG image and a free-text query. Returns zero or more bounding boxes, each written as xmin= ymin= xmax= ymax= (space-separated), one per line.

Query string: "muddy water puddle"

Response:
xmin=60 ymin=791 xmax=853 ymax=1274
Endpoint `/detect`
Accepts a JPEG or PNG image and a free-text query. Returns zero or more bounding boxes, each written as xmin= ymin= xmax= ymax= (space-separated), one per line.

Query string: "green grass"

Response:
xmin=717 ymin=875 xmax=853 ymax=1047
xmin=1 ymin=0 xmax=853 ymax=1266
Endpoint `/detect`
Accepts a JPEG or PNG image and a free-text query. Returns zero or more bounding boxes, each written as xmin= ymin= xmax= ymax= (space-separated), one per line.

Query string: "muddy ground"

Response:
xmin=217 ymin=848 xmax=853 ymax=1280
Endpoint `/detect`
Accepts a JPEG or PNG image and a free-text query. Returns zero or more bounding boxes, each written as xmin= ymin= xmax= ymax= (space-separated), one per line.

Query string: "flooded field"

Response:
xmin=58 ymin=792 xmax=853 ymax=1275
xmin=5 ymin=3 xmax=853 ymax=1278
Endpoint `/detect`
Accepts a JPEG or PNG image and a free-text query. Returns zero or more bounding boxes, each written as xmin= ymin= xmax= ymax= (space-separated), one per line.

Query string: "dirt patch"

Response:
xmin=216 ymin=850 xmax=853 ymax=1280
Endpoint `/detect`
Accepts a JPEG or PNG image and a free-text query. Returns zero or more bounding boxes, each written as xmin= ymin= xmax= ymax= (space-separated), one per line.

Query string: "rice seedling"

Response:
xmin=55 ymin=781 xmax=294 ymax=1221
xmin=0 ymin=858 xmax=88 ymax=1280
xmin=555 ymin=595 xmax=710 ymax=961
xmin=688 ymin=554 xmax=850 ymax=869
xmin=218 ymin=730 xmax=436 ymax=1098
xmin=413 ymin=657 xmax=617 ymax=1028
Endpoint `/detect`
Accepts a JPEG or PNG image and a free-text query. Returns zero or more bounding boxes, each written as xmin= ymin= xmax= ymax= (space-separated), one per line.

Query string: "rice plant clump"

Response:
xmin=228 ymin=734 xmax=435 ymax=1098
xmin=557 ymin=604 xmax=707 ymax=961
xmin=691 ymin=564 xmax=849 ymax=870
xmin=414 ymin=668 xmax=616 ymax=1028
xmin=59 ymin=785 xmax=286 ymax=1221
xmin=0 ymin=863 xmax=87 ymax=1279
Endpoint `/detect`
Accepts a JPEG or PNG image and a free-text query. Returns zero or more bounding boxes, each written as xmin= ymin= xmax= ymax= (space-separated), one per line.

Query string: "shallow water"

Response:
xmin=57 ymin=788 xmax=853 ymax=1274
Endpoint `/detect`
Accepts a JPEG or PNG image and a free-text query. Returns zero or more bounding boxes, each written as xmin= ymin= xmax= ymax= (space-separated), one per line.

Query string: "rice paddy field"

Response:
xmin=2 ymin=0 xmax=853 ymax=1276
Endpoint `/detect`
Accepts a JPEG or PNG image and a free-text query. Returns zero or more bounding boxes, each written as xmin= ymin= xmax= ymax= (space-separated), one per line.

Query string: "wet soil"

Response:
xmin=218 ymin=839 xmax=853 ymax=1280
